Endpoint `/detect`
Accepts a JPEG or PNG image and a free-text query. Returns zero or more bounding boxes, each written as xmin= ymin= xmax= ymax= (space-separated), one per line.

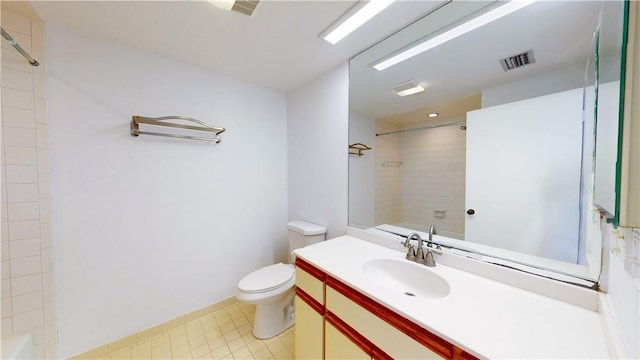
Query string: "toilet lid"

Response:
xmin=238 ymin=263 xmax=294 ymax=294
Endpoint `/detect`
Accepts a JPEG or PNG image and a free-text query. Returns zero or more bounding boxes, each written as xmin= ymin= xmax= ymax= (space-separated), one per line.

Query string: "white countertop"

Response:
xmin=294 ymin=235 xmax=610 ymax=359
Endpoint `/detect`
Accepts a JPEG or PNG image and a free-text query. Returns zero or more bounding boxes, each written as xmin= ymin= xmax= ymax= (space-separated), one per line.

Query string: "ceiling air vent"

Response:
xmin=232 ymin=0 xmax=260 ymax=16
xmin=499 ymin=49 xmax=535 ymax=71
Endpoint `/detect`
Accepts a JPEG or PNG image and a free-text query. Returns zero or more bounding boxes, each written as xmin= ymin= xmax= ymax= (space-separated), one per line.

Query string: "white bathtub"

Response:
xmin=1 ymin=333 xmax=33 ymax=359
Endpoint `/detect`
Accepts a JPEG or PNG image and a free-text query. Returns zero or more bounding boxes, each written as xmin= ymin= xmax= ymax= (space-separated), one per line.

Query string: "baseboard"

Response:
xmin=70 ymin=297 xmax=238 ymax=359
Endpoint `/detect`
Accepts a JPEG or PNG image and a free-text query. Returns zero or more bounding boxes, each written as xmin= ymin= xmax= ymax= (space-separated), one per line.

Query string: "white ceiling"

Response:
xmin=350 ymin=0 xmax=617 ymax=120
xmin=30 ymin=0 xmax=446 ymax=92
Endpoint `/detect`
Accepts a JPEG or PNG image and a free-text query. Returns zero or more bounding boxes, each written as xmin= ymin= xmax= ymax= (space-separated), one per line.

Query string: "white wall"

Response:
xmin=481 ymin=65 xmax=584 ymax=108
xmin=348 ymin=111 xmax=375 ymax=228
xmin=287 ymin=65 xmax=348 ymax=239
xmin=46 ymin=24 xmax=288 ymax=357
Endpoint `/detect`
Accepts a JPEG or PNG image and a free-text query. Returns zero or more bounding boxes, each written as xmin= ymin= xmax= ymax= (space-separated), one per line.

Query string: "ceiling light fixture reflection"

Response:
xmin=393 ymin=80 xmax=425 ymax=96
xmin=208 ymin=0 xmax=234 ymax=11
xmin=323 ymin=0 xmax=396 ymax=45
xmin=207 ymin=0 xmax=260 ymax=16
xmin=373 ymin=0 xmax=537 ymax=71
xmin=427 ymin=112 xmax=439 ymax=118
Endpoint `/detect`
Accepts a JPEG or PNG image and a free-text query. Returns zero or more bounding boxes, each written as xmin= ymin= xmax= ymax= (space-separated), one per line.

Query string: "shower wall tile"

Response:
xmin=7 ymin=202 xmax=39 ymax=221
xmin=12 ymin=309 xmax=43 ymax=333
xmin=42 ymin=271 xmax=55 ymax=297
xmin=39 ymin=199 xmax=51 ymax=223
xmin=1 ymin=68 xmax=34 ymax=92
xmin=2 ymin=316 xmax=13 ymax=337
xmin=2 ymin=108 xmax=36 ymax=129
xmin=11 ymin=290 xmax=43 ymax=315
xmin=2 ymin=49 xmax=35 ymax=73
xmin=31 ymin=21 xmax=45 ymax=48
xmin=8 ymin=220 xmax=40 ymax=241
xmin=2 ymin=126 xmax=36 ymax=146
xmin=6 ymin=165 xmax=38 ymax=184
xmin=34 ymin=98 xmax=46 ymax=124
xmin=1 ymin=203 xmax=7 ymax=223
xmin=33 ymin=73 xmax=46 ymax=99
xmin=1 ymin=11 xmax=32 ymax=35
xmin=43 ymin=296 xmax=56 ymax=322
xmin=1 ymin=279 xmax=11 ymax=298
xmin=1 ymin=222 xmax=8 ymax=242
xmin=1 ymin=6 xmax=57 ymax=355
xmin=9 ymin=238 xmax=40 ymax=258
xmin=1 ymin=89 xmax=35 ymax=110
xmin=10 ymin=255 xmax=41 ymax=277
xmin=35 ymin=124 xmax=48 ymax=148
xmin=4 ymin=146 xmax=37 ymax=165
xmin=2 ymin=260 xmax=11 ymax=280
xmin=1 ymin=297 xmax=12 ymax=318
xmin=1 ymin=240 xmax=8 ymax=260
xmin=11 ymin=273 xmax=42 ymax=296
xmin=6 ymin=183 xmax=39 ymax=203
xmin=375 ymin=117 xmax=466 ymax=238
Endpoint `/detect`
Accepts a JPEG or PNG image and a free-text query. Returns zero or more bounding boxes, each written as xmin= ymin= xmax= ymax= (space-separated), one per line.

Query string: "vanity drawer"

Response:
xmin=295 ymin=258 xmax=325 ymax=305
xmin=327 ymin=275 xmax=478 ymax=360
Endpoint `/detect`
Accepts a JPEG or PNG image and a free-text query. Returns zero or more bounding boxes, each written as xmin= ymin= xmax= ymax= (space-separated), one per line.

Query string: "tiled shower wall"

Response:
xmin=1 ymin=7 xmax=58 ymax=359
xmin=375 ymin=116 xmax=466 ymax=238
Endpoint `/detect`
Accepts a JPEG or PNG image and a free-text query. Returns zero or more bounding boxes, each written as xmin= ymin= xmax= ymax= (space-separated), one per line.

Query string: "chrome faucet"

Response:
xmin=403 ymin=231 xmax=441 ymax=267
xmin=403 ymin=232 xmax=422 ymax=261
xmin=428 ymin=225 xmax=437 ymax=247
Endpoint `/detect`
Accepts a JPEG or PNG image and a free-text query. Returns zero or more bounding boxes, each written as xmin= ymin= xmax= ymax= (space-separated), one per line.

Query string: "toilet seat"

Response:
xmin=238 ymin=263 xmax=294 ymax=294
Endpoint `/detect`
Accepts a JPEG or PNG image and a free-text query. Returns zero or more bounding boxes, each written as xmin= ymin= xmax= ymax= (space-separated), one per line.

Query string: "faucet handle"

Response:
xmin=424 ymin=250 xmax=437 ymax=267
xmin=405 ymin=245 xmax=417 ymax=261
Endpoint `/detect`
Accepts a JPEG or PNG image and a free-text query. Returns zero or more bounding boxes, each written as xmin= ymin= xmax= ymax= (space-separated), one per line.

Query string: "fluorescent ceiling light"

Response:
xmin=323 ymin=0 xmax=396 ymax=45
xmin=393 ymin=81 xmax=424 ymax=96
xmin=427 ymin=112 xmax=439 ymax=118
xmin=373 ymin=0 xmax=537 ymax=71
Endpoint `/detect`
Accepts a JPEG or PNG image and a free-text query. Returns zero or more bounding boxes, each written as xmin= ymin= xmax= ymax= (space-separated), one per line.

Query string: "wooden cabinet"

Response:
xmin=294 ymin=258 xmax=478 ymax=360
xmin=295 ymin=295 xmax=324 ymax=360
xmin=325 ymin=321 xmax=371 ymax=360
xmin=294 ymin=258 xmax=325 ymax=360
xmin=326 ymin=285 xmax=440 ymax=359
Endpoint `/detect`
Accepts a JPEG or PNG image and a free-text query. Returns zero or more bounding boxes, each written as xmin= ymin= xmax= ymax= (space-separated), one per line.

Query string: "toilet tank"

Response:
xmin=287 ymin=220 xmax=326 ymax=253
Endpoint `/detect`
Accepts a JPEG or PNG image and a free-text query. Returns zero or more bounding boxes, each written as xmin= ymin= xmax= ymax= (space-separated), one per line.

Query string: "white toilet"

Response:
xmin=236 ymin=220 xmax=326 ymax=339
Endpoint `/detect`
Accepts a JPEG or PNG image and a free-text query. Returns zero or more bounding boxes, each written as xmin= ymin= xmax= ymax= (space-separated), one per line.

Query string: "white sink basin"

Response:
xmin=362 ymin=258 xmax=450 ymax=299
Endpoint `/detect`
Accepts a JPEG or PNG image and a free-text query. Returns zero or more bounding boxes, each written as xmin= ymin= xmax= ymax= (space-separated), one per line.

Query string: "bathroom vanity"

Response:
xmin=293 ymin=235 xmax=611 ymax=359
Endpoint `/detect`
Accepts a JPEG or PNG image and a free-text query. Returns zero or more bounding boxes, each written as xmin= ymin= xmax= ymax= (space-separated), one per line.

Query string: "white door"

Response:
xmin=465 ymin=88 xmax=583 ymax=263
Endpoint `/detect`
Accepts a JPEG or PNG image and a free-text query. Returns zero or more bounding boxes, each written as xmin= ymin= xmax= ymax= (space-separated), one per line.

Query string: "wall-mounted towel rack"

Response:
xmin=130 ymin=116 xmax=225 ymax=143
xmin=349 ymin=143 xmax=371 ymax=157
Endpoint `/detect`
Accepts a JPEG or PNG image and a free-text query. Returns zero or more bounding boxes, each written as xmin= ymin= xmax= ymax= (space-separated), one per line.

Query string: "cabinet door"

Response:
xmin=325 ymin=321 xmax=371 ymax=360
xmin=326 ymin=286 xmax=442 ymax=359
xmin=294 ymin=295 xmax=323 ymax=360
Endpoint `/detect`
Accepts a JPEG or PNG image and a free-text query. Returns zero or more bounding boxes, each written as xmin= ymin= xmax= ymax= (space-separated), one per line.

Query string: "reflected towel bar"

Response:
xmin=130 ymin=116 xmax=225 ymax=143
xmin=349 ymin=143 xmax=371 ymax=156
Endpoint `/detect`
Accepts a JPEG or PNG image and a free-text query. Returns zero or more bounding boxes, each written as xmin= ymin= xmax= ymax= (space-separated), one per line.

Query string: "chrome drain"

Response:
xmin=404 ymin=291 xmax=416 ymax=297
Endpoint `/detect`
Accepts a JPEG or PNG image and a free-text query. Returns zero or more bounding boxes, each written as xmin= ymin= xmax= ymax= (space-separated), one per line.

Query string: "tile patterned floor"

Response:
xmin=102 ymin=303 xmax=294 ymax=360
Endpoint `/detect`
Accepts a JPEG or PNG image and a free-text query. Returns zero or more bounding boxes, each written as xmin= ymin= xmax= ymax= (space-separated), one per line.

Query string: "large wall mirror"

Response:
xmin=348 ymin=0 xmax=627 ymax=284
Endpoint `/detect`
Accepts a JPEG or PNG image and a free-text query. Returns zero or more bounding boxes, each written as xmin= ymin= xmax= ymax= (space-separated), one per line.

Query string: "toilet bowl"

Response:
xmin=236 ymin=220 xmax=326 ymax=339
xmin=236 ymin=263 xmax=296 ymax=339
